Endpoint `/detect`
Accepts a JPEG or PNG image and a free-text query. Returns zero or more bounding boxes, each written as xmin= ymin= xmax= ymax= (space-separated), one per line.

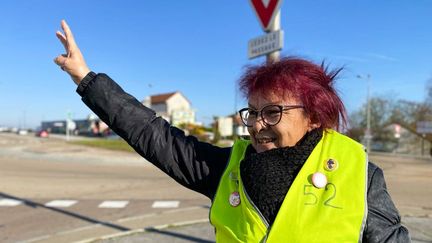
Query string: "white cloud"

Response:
xmin=365 ymin=53 xmax=398 ymax=62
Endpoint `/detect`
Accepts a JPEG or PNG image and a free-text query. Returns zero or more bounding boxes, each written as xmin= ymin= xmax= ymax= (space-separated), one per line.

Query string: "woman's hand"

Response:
xmin=54 ymin=20 xmax=90 ymax=85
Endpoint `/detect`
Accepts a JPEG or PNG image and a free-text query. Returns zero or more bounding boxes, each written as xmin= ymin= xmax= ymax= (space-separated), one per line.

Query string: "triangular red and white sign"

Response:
xmin=250 ymin=0 xmax=283 ymax=31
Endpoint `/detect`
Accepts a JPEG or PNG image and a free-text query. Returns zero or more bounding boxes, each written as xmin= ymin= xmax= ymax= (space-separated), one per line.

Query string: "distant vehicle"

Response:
xmin=0 ymin=126 xmax=10 ymax=132
xmin=17 ymin=129 xmax=28 ymax=135
xmin=36 ymin=130 xmax=49 ymax=138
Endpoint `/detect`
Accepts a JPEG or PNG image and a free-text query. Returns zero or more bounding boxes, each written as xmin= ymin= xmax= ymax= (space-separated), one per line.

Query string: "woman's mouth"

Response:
xmin=256 ymin=137 xmax=276 ymax=144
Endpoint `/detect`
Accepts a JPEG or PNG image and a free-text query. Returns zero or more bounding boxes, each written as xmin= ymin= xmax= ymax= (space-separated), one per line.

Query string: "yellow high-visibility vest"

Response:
xmin=210 ymin=130 xmax=368 ymax=242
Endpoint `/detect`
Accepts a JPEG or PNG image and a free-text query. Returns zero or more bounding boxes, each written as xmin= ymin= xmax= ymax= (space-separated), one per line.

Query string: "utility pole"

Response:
xmin=357 ymin=74 xmax=372 ymax=153
xmin=22 ymin=110 xmax=26 ymax=130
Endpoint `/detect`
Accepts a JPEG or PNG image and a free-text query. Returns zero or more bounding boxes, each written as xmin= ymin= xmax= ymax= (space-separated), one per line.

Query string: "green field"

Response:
xmin=69 ymin=138 xmax=135 ymax=152
xmin=70 ymin=137 xmax=232 ymax=152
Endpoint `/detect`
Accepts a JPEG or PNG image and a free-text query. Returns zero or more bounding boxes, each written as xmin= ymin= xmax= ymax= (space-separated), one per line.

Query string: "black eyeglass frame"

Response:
xmin=238 ymin=104 xmax=305 ymax=127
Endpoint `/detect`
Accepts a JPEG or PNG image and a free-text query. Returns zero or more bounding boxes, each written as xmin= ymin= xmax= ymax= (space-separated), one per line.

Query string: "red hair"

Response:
xmin=239 ymin=57 xmax=347 ymax=130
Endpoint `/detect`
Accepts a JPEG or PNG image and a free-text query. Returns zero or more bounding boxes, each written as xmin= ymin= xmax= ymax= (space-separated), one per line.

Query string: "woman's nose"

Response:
xmin=251 ymin=117 xmax=267 ymax=133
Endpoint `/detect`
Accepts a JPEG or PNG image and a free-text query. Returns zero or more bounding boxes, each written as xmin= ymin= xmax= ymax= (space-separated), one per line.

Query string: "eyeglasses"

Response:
xmin=238 ymin=104 xmax=304 ymax=127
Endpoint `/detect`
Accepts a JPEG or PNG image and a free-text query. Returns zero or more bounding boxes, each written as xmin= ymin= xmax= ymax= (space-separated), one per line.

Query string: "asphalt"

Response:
xmin=79 ymin=215 xmax=432 ymax=243
xmin=88 ymin=153 xmax=432 ymax=243
xmin=90 ymin=221 xmax=215 ymax=243
xmin=2 ymin=133 xmax=430 ymax=242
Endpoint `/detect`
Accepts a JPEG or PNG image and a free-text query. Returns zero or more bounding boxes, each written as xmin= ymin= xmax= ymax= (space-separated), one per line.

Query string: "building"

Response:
xmin=214 ymin=114 xmax=249 ymax=138
xmin=232 ymin=113 xmax=249 ymax=137
xmin=41 ymin=114 xmax=109 ymax=136
xmin=142 ymin=91 xmax=195 ymax=126
xmin=388 ymin=123 xmax=431 ymax=156
xmin=217 ymin=117 xmax=233 ymax=138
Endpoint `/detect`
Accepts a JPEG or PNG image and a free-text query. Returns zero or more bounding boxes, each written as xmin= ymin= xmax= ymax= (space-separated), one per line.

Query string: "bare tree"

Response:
xmin=346 ymin=78 xmax=432 ymax=152
xmin=426 ymin=76 xmax=432 ymax=105
xmin=346 ymin=95 xmax=397 ymax=149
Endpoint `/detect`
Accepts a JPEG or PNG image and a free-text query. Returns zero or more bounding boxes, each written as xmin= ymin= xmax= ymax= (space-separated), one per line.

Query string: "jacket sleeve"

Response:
xmin=76 ymin=72 xmax=231 ymax=199
xmin=363 ymin=162 xmax=411 ymax=242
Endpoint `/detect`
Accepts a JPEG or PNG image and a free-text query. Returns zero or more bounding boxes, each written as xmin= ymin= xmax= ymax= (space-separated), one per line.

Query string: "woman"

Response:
xmin=54 ymin=20 xmax=410 ymax=242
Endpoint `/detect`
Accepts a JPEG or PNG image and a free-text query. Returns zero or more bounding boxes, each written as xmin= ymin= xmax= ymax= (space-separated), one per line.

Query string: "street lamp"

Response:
xmin=356 ymin=74 xmax=372 ymax=153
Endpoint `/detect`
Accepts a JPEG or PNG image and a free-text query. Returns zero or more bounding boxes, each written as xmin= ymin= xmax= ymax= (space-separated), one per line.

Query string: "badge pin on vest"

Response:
xmin=229 ymin=191 xmax=241 ymax=207
xmin=312 ymin=172 xmax=327 ymax=189
xmin=324 ymin=158 xmax=338 ymax=171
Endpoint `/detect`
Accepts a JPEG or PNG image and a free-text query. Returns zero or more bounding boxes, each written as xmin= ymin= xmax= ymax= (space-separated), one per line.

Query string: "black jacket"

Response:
xmin=77 ymin=72 xmax=410 ymax=242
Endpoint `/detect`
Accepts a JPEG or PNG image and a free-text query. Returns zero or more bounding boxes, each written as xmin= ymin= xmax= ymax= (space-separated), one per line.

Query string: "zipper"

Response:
xmin=242 ymin=186 xmax=269 ymax=227
xmin=242 ymin=182 xmax=271 ymax=242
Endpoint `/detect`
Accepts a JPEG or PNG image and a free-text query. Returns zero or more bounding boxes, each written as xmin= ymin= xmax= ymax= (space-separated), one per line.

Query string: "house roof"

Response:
xmin=150 ymin=92 xmax=178 ymax=104
xmin=143 ymin=91 xmax=192 ymax=106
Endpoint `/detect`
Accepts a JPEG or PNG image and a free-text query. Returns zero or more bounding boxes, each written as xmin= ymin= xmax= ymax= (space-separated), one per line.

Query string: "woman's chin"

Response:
xmin=255 ymin=142 xmax=277 ymax=153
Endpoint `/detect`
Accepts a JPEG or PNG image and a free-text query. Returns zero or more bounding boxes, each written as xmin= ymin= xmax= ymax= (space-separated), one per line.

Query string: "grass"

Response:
xmin=69 ymin=138 xmax=135 ymax=152
xmin=70 ymin=137 xmax=234 ymax=152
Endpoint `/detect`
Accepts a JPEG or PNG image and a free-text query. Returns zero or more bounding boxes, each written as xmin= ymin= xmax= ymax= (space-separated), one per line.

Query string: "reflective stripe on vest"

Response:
xmin=210 ymin=130 xmax=368 ymax=243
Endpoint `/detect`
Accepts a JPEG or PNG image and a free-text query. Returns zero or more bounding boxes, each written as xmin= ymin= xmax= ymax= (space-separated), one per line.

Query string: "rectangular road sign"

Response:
xmin=417 ymin=121 xmax=432 ymax=134
xmin=248 ymin=30 xmax=284 ymax=59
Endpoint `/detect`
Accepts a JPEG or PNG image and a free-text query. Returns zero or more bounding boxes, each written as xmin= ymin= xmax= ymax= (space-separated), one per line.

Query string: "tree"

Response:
xmin=347 ymin=96 xmax=397 ymax=146
xmin=347 ymin=77 xmax=432 ymax=152
xmin=390 ymin=100 xmax=432 ymax=142
xmin=178 ymin=123 xmax=211 ymax=142
xmin=346 ymin=111 xmax=364 ymax=142
xmin=425 ymin=76 xmax=432 ymax=105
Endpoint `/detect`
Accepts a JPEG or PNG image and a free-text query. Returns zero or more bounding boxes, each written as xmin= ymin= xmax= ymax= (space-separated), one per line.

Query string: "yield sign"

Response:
xmin=249 ymin=0 xmax=283 ymax=31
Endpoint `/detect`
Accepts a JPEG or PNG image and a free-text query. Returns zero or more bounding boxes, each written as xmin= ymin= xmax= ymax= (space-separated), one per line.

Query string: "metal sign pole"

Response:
xmin=266 ymin=10 xmax=281 ymax=63
xmin=422 ymin=134 xmax=425 ymax=156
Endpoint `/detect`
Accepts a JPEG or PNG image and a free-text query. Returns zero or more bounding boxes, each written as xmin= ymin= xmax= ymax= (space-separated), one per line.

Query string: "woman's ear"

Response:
xmin=308 ymin=122 xmax=321 ymax=132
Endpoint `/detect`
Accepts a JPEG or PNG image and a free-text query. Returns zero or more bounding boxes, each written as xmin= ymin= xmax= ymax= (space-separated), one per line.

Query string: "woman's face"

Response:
xmin=247 ymin=92 xmax=319 ymax=153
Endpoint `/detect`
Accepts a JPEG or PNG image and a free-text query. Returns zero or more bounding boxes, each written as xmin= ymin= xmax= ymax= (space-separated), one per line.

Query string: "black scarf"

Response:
xmin=240 ymin=129 xmax=323 ymax=225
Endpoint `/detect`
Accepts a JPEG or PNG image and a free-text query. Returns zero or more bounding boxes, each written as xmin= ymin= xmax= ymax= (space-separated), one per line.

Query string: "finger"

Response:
xmin=54 ymin=55 xmax=67 ymax=66
xmin=61 ymin=20 xmax=77 ymax=52
xmin=56 ymin=31 xmax=68 ymax=52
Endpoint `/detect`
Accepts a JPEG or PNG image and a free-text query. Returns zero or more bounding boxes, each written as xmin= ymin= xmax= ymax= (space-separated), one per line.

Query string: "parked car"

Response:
xmin=17 ymin=129 xmax=28 ymax=135
xmin=36 ymin=130 xmax=49 ymax=138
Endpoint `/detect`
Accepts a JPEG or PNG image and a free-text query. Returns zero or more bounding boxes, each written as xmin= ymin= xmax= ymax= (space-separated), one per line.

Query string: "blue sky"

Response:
xmin=0 ymin=1 xmax=431 ymax=128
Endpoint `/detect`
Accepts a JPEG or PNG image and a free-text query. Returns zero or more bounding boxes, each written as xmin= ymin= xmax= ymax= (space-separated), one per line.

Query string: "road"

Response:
xmin=0 ymin=132 xmax=431 ymax=242
xmin=0 ymin=133 xmax=210 ymax=242
xmin=367 ymin=153 xmax=432 ymax=242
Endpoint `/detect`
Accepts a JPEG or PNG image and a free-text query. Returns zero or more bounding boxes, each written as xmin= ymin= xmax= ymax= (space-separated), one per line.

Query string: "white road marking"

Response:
xmin=0 ymin=198 xmax=22 ymax=206
xmin=45 ymin=200 xmax=77 ymax=208
xmin=25 ymin=206 xmax=206 ymax=243
xmin=80 ymin=218 xmax=210 ymax=243
xmin=98 ymin=200 xmax=129 ymax=208
xmin=152 ymin=200 xmax=180 ymax=208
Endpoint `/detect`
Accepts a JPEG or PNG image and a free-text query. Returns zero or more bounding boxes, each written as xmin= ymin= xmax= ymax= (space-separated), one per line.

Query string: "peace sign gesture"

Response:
xmin=54 ymin=20 xmax=90 ymax=85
